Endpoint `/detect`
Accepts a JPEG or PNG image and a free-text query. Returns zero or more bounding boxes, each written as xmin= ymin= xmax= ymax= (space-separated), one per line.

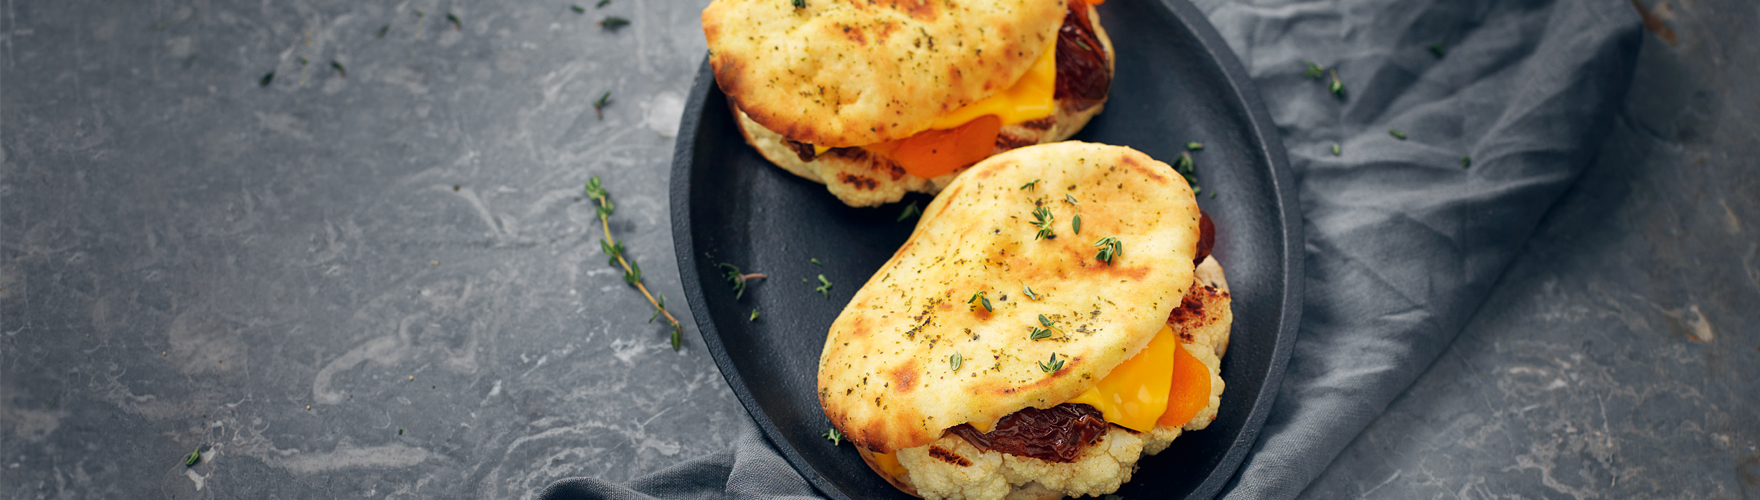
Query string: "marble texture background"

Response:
xmin=0 ymin=0 xmax=1754 ymax=499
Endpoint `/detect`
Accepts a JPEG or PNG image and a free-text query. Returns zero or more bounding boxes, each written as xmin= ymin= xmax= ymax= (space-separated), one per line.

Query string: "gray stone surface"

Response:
xmin=1 ymin=1 xmax=1754 ymax=499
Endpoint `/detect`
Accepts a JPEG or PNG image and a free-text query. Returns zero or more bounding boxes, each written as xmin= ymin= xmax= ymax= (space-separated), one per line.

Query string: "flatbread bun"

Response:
xmin=818 ymin=143 xmax=1203 ymax=454
xmin=730 ymin=3 xmax=1115 ymax=208
xmin=703 ymin=0 xmax=1067 ymax=148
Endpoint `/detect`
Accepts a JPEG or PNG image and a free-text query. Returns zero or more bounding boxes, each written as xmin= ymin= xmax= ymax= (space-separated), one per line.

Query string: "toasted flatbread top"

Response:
xmin=702 ymin=0 xmax=1066 ymax=148
xmin=818 ymin=143 xmax=1203 ymax=453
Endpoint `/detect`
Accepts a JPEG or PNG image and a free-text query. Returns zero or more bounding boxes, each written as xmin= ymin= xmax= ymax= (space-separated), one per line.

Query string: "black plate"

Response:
xmin=670 ymin=0 xmax=1300 ymax=497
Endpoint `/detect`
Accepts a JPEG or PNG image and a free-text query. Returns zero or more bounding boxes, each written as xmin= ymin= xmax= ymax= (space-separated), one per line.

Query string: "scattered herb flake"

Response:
xmin=814 ymin=274 xmax=832 ymax=298
xmin=330 ymin=60 xmax=347 ymax=78
xmin=572 ymin=4 xmax=586 ymax=13
xmin=1186 ymin=142 xmax=1204 ymax=151
xmin=260 ymin=72 xmax=274 ymax=87
xmin=750 ymin=309 xmax=760 ymax=321
xmin=1031 ymin=206 xmax=1055 ymax=240
xmin=593 ymin=91 xmax=612 ymax=119
xmin=185 ymin=449 xmax=200 ymax=467
xmin=1331 ymin=143 xmax=1341 ymax=156
xmin=1389 ymin=129 xmax=1407 ymax=140
xmin=299 ymin=56 xmax=308 ymax=66
xmin=1037 ymin=353 xmax=1065 ymax=373
xmin=1093 ymin=236 xmax=1122 ymax=264
xmin=1020 ymin=179 xmax=1040 ymax=191
xmin=1303 ymin=61 xmax=1325 ymax=79
xmin=950 ymin=352 xmax=962 ymax=372
xmin=377 ymin=25 xmax=390 ymax=38
xmin=446 ymin=13 xmax=462 ymax=30
xmin=1429 ymin=43 xmax=1446 ymax=58
xmin=823 ymin=427 xmax=845 ymax=446
xmin=599 ymin=16 xmax=630 ymax=30
xmin=897 ymin=201 xmax=921 ymax=221
xmin=1022 ymin=285 xmax=1040 ymax=301
xmin=1461 ymin=156 xmax=1471 ymax=168
xmin=588 ymin=176 xmax=685 ymax=350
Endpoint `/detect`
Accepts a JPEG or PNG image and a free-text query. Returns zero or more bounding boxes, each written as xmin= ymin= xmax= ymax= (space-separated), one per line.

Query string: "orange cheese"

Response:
xmin=870 ymin=450 xmax=909 ymax=478
xmin=1065 ymin=325 xmax=1177 ymax=432
xmin=929 ymin=37 xmax=1058 ymax=130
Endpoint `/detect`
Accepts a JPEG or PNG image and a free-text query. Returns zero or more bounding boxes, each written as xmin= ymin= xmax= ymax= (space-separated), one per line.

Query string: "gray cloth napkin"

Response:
xmin=541 ymin=0 xmax=1640 ymax=498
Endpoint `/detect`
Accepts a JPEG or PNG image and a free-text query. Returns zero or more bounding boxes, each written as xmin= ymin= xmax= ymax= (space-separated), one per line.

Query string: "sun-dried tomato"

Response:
xmin=948 ymin=403 xmax=1110 ymax=463
xmin=1055 ymin=4 xmax=1111 ymax=112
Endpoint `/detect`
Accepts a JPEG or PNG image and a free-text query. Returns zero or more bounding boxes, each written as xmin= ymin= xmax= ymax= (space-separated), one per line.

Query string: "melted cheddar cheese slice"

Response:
xmin=929 ymin=37 xmax=1058 ymax=130
xmin=1065 ymin=324 xmax=1176 ymax=432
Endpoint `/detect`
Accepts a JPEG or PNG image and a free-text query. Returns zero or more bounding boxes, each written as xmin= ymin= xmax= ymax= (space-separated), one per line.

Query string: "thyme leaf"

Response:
xmin=185 ymin=449 xmax=200 ymax=467
xmin=1037 ymin=353 xmax=1065 ymax=373
xmin=897 ymin=201 xmax=921 ymax=221
xmin=571 ymin=5 xmax=586 ymax=13
xmin=1093 ymin=236 xmax=1122 ymax=264
xmin=792 ymin=0 xmax=806 ymax=8
xmin=1031 ymin=206 xmax=1055 ymax=240
xmin=599 ymin=16 xmax=630 ymax=30
xmin=967 ymin=291 xmax=993 ymax=312
xmin=1331 ymin=143 xmax=1341 ymax=156
xmin=446 ymin=13 xmax=462 ymax=30
xmin=1022 ymin=285 xmax=1040 ymax=301
xmin=377 ymin=25 xmax=390 ymax=38
xmin=1072 ymin=214 xmax=1082 ymax=235
xmin=593 ymin=91 xmax=612 ymax=119
xmin=823 ymin=427 xmax=845 ymax=446
xmin=1030 ymin=327 xmax=1054 ymax=340
xmin=330 ymin=60 xmax=347 ymax=78
xmin=1329 ymin=70 xmax=1343 ymax=97
xmin=1020 ymin=179 xmax=1040 ymax=191
xmin=1389 ymin=129 xmax=1407 ymax=140
xmin=1186 ymin=142 xmax=1204 ymax=151
xmin=814 ymin=274 xmax=832 ymax=298
xmin=260 ymin=72 xmax=274 ymax=87
xmin=1429 ymin=43 xmax=1446 ymax=58
xmin=1303 ymin=61 xmax=1325 ymax=79
xmin=950 ymin=352 xmax=962 ymax=372
xmin=750 ymin=309 xmax=760 ymax=321
xmin=1461 ymin=156 xmax=1471 ymax=168
xmin=1065 ymin=194 xmax=1079 ymax=205
xmin=597 ymin=0 xmax=611 ymax=7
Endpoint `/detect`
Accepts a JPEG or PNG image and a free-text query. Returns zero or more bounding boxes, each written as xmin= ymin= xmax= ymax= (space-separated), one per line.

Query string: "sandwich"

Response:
xmin=701 ymin=0 xmax=1115 ymax=207
xmin=817 ymin=142 xmax=1232 ymax=500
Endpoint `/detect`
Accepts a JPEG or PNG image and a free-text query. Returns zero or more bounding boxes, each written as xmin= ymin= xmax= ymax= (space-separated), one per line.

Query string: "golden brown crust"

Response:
xmin=703 ymin=0 xmax=1067 ymax=147
xmin=730 ymin=4 xmax=1115 ymax=208
xmin=818 ymin=143 xmax=1202 ymax=454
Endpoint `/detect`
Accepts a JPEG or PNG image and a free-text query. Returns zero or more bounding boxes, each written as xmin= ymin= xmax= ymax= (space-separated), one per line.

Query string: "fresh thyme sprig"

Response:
xmin=822 ymin=427 xmax=845 ymax=445
xmin=1094 ymin=236 xmax=1122 ymax=264
xmin=1038 ymin=353 xmax=1065 ymax=373
xmin=1031 ymin=206 xmax=1055 ymax=240
xmin=968 ymin=291 xmax=993 ymax=312
xmin=587 ymin=176 xmax=685 ymax=350
xmin=717 ymin=263 xmax=767 ymax=300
